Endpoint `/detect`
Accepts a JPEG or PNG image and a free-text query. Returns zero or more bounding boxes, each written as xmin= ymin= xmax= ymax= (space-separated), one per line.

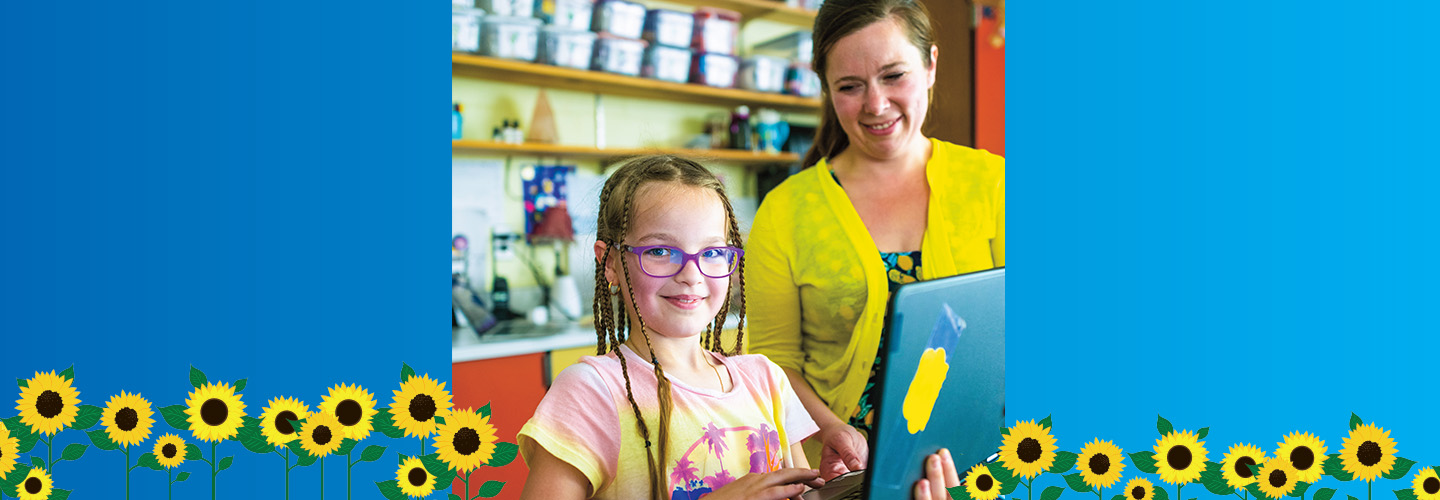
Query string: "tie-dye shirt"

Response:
xmin=518 ymin=344 xmax=819 ymax=500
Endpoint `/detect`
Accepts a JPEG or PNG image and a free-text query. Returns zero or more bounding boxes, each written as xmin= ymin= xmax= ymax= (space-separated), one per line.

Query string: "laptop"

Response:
xmin=804 ymin=267 xmax=1005 ymax=500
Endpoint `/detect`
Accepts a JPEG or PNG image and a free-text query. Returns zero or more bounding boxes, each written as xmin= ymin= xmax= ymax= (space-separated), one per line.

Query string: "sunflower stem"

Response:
xmin=211 ymin=441 xmax=218 ymax=500
xmin=125 ymin=445 xmax=131 ymax=500
xmin=462 ymin=471 xmax=471 ymax=500
xmin=168 ymin=469 xmax=173 ymax=500
xmin=322 ymin=455 xmax=326 ymax=500
xmin=284 ymin=448 xmax=291 ymax=500
xmin=1368 ymin=480 xmax=1372 ymax=500
xmin=347 ymin=448 xmax=353 ymax=500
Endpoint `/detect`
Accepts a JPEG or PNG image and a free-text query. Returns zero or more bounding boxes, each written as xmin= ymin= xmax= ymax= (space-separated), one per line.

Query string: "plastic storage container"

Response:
xmin=690 ymin=52 xmax=739 ymax=88
xmin=754 ymin=31 xmax=812 ymax=63
xmin=453 ymin=0 xmax=474 ymax=7
xmin=477 ymin=0 xmax=532 ymax=18
xmin=784 ymin=63 xmax=822 ymax=97
xmin=539 ymin=27 xmax=596 ymax=69
xmin=642 ymin=9 xmax=693 ymax=48
xmin=642 ymin=45 xmax=692 ymax=83
xmin=592 ymin=0 xmax=647 ymax=39
xmin=738 ymin=55 xmax=788 ymax=93
xmin=692 ymin=7 xmax=740 ymax=55
xmin=480 ymin=16 xmax=541 ymax=61
xmin=537 ymin=0 xmax=594 ymax=31
xmin=452 ymin=7 xmax=485 ymax=53
xmin=592 ymin=34 xmax=648 ymax=76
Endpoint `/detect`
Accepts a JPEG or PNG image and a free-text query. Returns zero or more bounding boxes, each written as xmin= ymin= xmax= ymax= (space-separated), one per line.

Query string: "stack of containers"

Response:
xmin=639 ymin=8 xmax=694 ymax=83
xmin=452 ymin=0 xmax=486 ymax=53
xmin=751 ymin=31 xmax=821 ymax=97
xmin=590 ymin=0 xmax=648 ymax=76
xmin=537 ymin=0 xmax=597 ymax=69
xmin=689 ymin=8 xmax=741 ymax=88
xmin=478 ymin=0 xmax=540 ymax=61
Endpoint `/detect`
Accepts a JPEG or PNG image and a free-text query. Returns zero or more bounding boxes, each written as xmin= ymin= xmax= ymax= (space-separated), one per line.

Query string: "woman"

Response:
xmin=747 ymin=0 xmax=1006 ymax=484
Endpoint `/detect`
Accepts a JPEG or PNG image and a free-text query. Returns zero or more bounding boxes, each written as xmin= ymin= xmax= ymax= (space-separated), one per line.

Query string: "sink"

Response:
xmin=471 ymin=320 xmax=573 ymax=342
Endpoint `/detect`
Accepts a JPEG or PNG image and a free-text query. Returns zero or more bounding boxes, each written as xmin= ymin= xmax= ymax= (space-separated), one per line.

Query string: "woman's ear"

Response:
xmin=927 ymin=44 xmax=939 ymax=87
xmin=594 ymin=240 xmax=617 ymax=284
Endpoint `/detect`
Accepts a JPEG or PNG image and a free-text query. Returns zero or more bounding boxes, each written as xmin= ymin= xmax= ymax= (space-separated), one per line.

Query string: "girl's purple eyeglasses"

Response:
xmin=621 ymin=244 xmax=744 ymax=278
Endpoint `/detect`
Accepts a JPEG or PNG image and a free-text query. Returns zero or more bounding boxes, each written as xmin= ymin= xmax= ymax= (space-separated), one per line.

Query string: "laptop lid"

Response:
xmin=864 ymin=267 xmax=1005 ymax=498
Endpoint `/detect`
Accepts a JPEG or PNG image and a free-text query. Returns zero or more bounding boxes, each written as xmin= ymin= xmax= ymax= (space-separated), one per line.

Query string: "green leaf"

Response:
xmin=294 ymin=447 xmax=319 ymax=467
xmin=189 ymin=366 xmax=208 ymax=389
xmin=218 ymin=456 xmax=233 ymax=471
xmin=1196 ymin=427 xmax=1209 ymax=440
xmin=1248 ymin=462 xmax=1263 ymax=477
xmin=991 ymin=460 xmax=1020 ymax=495
xmin=1050 ymin=451 xmax=1078 ymax=474
xmin=374 ymin=409 xmax=407 ymax=439
xmin=86 ymin=428 xmax=120 ymax=451
xmin=59 ymin=365 xmax=75 ymax=381
xmin=336 ymin=438 xmax=359 ymax=456
xmin=1289 ymin=482 xmax=1311 ymax=498
xmin=8 ymin=418 xmax=39 ymax=454
xmin=451 ymin=494 xmax=464 ymax=500
xmin=1433 ymin=466 xmax=1440 ymax=476
xmin=1395 ymin=489 xmax=1419 ymax=500
xmin=434 ymin=414 xmax=446 ymax=426
xmin=176 ymin=471 xmax=191 ymax=482
xmin=1384 ymin=457 xmax=1417 ymax=480
xmin=160 ymin=405 xmax=191 ymax=431
xmin=73 ymin=404 xmax=103 ymax=430
xmin=137 ymin=452 xmax=164 ymax=470
xmin=49 ymin=489 xmax=71 ymax=500
xmin=950 ymin=485 xmax=972 ymax=500
xmin=1314 ymin=488 xmax=1337 ymax=500
xmin=478 ymin=403 xmax=491 ymax=419
xmin=16 ymin=378 xmax=27 ymax=389
xmin=31 ymin=456 xmax=45 ymax=470
xmin=1130 ymin=451 xmax=1159 ymax=474
xmin=5 ymin=464 xmax=33 ymax=490
xmin=1245 ymin=483 xmax=1265 ymax=500
xmin=1158 ymin=415 xmax=1174 ymax=436
xmin=1153 ymin=483 xmax=1170 ymax=500
xmin=1039 ymin=415 xmax=1053 ymax=429
xmin=422 ymin=453 xmax=457 ymax=491
xmin=60 ymin=443 xmax=88 ymax=461
xmin=1350 ymin=495 xmax=1362 ymax=500
xmin=360 ymin=445 xmax=387 ymax=462
xmin=186 ymin=443 xmax=204 ymax=461
xmin=476 ymin=480 xmax=506 ymax=498
xmin=376 ymin=480 xmax=407 ymax=500
xmin=1201 ymin=461 xmax=1235 ymax=495
xmin=1349 ymin=414 xmax=1362 ymax=431
xmin=401 ymin=363 xmax=416 ymax=383
xmin=1324 ymin=454 xmax=1354 ymax=481
xmin=1062 ymin=473 xmax=1092 ymax=493
xmin=1113 ymin=495 xmax=1127 ymax=500
xmin=488 ymin=442 xmax=518 ymax=467
xmin=238 ymin=420 xmax=277 ymax=454
xmin=232 ymin=378 xmax=247 ymax=393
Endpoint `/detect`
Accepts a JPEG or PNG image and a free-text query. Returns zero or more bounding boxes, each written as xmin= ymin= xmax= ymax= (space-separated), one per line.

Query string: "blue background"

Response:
xmin=2 ymin=1 xmax=1438 ymax=499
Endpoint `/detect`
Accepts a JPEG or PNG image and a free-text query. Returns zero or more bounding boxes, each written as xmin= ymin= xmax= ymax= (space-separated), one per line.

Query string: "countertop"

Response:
xmin=451 ymin=314 xmax=743 ymax=363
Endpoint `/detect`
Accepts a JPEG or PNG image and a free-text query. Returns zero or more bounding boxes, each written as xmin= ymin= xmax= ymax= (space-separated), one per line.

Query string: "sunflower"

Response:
xmin=396 ymin=456 xmax=436 ymax=498
xmin=1220 ymin=444 xmax=1266 ymax=490
xmin=998 ymin=420 xmax=1058 ymax=479
xmin=319 ymin=383 xmax=378 ymax=442
xmin=298 ymin=411 xmax=344 ymax=458
xmin=1413 ymin=467 xmax=1440 ymax=500
xmin=390 ymin=374 xmax=454 ymax=439
xmin=154 ymin=433 xmax=188 ymax=469
xmin=963 ymin=463 xmax=1001 ymax=500
xmin=433 ymin=407 xmax=497 ymax=473
xmin=1275 ymin=432 xmax=1327 ymax=484
xmin=1153 ymin=430 xmax=1208 ymax=485
xmin=1077 ymin=439 xmax=1126 ymax=489
xmin=1124 ymin=477 xmax=1155 ymax=500
xmin=102 ymin=391 xmax=155 ymax=448
xmin=1256 ymin=457 xmax=1299 ymax=499
xmin=184 ymin=381 xmax=247 ymax=443
xmin=259 ymin=397 xmax=310 ymax=448
xmin=15 ymin=371 xmax=81 ymax=436
xmin=16 ymin=466 xmax=52 ymax=500
xmin=1339 ymin=423 xmax=1397 ymax=483
xmin=0 ymin=421 xmax=19 ymax=476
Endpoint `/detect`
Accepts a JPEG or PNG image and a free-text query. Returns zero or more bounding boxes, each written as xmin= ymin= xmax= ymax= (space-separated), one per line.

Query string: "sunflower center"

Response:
xmin=1235 ymin=457 xmax=1257 ymax=478
xmin=1290 ymin=447 xmax=1315 ymax=470
xmin=976 ymin=474 xmax=994 ymax=491
xmin=25 ymin=477 xmax=41 ymax=494
xmin=409 ymin=394 xmax=438 ymax=422
xmin=115 ymin=407 xmax=139 ymax=431
xmin=163 ymin=443 xmax=178 ymax=458
xmin=1131 ymin=486 xmax=1146 ymax=499
xmin=454 ymin=427 xmax=480 ymax=455
xmin=1166 ymin=445 xmax=1193 ymax=470
xmin=275 ymin=411 xmax=299 ymax=435
xmin=1357 ymin=441 xmax=1382 ymax=466
xmin=36 ymin=390 xmax=65 ymax=418
xmin=1089 ymin=454 xmax=1111 ymax=475
xmin=1268 ymin=468 xmax=1287 ymax=487
xmin=1017 ymin=437 xmax=1043 ymax=463
xmin=1423 ymin=477 xmax=1439 ymax=494
xmin=201 ymin=398 xmax=229 ymax=426
xmin=313 ymin=425 xmax=333 ymax=445
xmin=336 ymin=400 xmax=363 ymax=426
xmin=408 ymin=467 xmax=428 ymax=487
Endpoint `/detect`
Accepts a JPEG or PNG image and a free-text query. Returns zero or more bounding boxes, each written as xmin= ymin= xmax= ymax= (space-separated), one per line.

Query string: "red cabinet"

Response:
xmin=452 ymin=352 xmax=547 ymax=500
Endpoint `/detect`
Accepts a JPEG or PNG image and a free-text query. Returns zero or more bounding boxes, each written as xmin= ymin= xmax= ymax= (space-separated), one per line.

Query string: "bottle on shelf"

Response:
xmin=452 ymin=103 xmax=464 ymax=140
xmin=729 ymin=105 xmax=753 ymax=150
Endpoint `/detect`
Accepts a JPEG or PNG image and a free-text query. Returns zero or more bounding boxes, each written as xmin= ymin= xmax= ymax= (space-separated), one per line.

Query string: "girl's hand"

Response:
xmin=818 ymin=421 xmax=869 ymax=480
xmin=705 ymin=468 xmax=825 ymax=500
xmin=912 ymin=448 xmax=962 ymax=500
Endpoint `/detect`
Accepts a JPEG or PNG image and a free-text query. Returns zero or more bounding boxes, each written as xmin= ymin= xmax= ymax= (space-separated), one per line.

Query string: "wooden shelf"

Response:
xmin=453 ymin=140 xmax=800 ymax=164
xmin=453 ymin=54 xmax=821 ymax=113
xmin=662 ymin=0 xmax=818 ymax=28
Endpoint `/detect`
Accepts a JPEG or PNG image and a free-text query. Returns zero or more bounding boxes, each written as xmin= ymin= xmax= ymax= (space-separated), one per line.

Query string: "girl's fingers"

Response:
xmin=915 ymin=478 xmax=932 ymax=500
xmin=941 ymin=448 xmax=962 ymax=488
xmin=927 ymin=454 xmax=949 ymax=500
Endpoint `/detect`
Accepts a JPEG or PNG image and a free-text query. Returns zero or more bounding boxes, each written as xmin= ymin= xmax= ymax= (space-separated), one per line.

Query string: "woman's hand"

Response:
xmin=704 ymin=468 xmax=825 ymax=500
xmin=817 ymin=421 xmax=869 ymax=480
xmin=912 ymin=448 xmax=962 ymax=500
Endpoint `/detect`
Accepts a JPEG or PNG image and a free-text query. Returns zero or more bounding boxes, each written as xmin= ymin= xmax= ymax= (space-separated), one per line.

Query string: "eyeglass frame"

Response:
xmin=619 ymin=244 xmax=744 ymax=278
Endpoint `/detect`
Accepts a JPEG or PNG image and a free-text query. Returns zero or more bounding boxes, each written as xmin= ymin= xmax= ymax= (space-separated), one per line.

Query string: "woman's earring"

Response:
xmin=609 ymin=284 xmax=620 ymax=295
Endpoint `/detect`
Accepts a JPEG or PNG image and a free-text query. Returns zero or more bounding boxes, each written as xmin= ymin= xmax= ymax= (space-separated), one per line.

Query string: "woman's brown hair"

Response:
xmin=803 ymin=0 xmax=937 ymax=168
xmin=591 ymin=155 xmax=747 ymax=499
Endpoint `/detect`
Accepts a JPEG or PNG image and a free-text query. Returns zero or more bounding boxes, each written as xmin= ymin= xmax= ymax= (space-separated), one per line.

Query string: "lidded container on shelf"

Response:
xmin=477 ymin=0 xmax=533 ymax=18
xmin=692 ymin=7 xmax=740 ymax=55
xmin=592 ymin=0 xmax=647 ymax=39
xmin=536 ymin=0 xmax=595 ymax=31
xmin=480 ymin=16 xmax=541 ymax=61
xmin=784 ymin=63 xmax=822 ymax=97
xmin=592 ymin=33 xmax=648 ymax=76
xmin=539 ymin=26 xmax=597 ymax=69
xmin=452 ymin=7 xmax=486 ymax=53
xmin=642 ymin=45 xmax=692 ymax=83
xmin=690 ymin=51 xmax=739 ymax=88
xmin=642 ymin=8 xmax=693 ymax=48
xmin=738 ymin=55 xmax=788 ymax=93
xmin=753 ymin=31 xmax=813 ymax=64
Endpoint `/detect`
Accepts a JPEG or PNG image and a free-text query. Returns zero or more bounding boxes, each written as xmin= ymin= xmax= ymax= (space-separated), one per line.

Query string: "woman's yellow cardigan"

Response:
xmin=746 ymin=138 xmax=1005 ymax=440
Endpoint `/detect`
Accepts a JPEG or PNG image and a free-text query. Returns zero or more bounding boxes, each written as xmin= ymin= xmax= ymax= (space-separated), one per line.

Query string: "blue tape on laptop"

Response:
xmin=804 ymin=268 xmax=1005 ymax=500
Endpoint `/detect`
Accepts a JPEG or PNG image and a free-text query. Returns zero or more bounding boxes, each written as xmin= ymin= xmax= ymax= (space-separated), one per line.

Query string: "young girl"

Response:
xmin=517 ymin=156 xmax=825 ymax=500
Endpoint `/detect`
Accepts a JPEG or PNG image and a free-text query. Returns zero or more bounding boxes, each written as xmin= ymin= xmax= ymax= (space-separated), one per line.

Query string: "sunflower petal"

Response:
xmin=401 ymin=363 xmax=416 ymax=383
xmin=1313 ymin=488 xmax=1336 ymax=500
xmin=73 ymin=405 xmax=102 ymax=430
xmin=1131 ymin=451 xmax=1159 ymax=474
xmin=189 ymin=366 xmax=208 ymax=389
xmin=477 ymin=481 xmax=505 ymax=498
xmin=361 ymin=445 xmax=387 ymax=462
xmin=86 ymin=429 xmax=120 ymax=451
xmin=1385 ymin=458 xmax=1418 ymax=480
xmin=1064 ymin=473 xmax=1092 ymax=493
xmin=160 ymin=405 xmax=191 ymax=431
xmin=376 ymin=479 xmax=406 ymax=500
